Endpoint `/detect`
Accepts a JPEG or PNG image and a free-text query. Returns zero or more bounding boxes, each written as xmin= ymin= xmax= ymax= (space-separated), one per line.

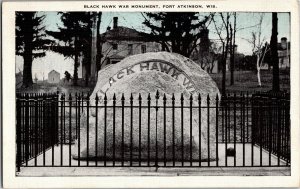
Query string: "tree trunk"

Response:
xmin=22 ymin=53 xmax=33 ymax=87
xmin=230 ymin=14 xmax=236 ymax=86
xmin=22 ymin=15 xmax=34 ymax=87
xmin=271 ymin=12 xmax=280 ymax=91
xmin=73 ymin=36 xmax=79 ymax=86
xmin=96 ymin=12 xmax=102 ymax=72
xmin=256 ymin=55 xmax=262 ymax=87
xmin=222 ymin=41 xmax=229 ymax=95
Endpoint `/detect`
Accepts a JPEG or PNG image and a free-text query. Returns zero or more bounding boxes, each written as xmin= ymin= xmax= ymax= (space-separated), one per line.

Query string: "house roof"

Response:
xmin=48 ymin=70 xmax=60 ymax=75
xmin=109 ymin=54 xmax=125 ymax=60
xmin=102 ymin=26 xmax=151 ymax=42
xmin=277 ymin=41 xmax=291 ymax=50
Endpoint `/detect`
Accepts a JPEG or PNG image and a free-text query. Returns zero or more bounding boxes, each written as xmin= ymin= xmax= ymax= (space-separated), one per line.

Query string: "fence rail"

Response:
xmin=16 ymin=91 xmax=290 ymax=170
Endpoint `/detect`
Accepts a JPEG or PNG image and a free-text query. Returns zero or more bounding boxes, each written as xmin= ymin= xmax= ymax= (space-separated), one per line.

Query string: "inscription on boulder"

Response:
xmin=97 ymin=60 xmax=197 ymax=100
xmin=72 ymin=52 xmax=220 ymax=162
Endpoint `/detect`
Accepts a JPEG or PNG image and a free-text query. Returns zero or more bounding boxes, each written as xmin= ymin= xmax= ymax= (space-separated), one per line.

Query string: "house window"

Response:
xmin=141 ymin=44 xmax=146 ymax=53
xmin=128 ymin=44 xmax=133 ymax=55
xmin=112 ymin=43 xmax=118 ymax=50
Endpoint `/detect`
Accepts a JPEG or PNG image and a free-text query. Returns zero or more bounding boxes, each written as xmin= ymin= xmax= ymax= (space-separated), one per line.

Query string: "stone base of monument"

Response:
xmin=72 ymin=52 xmax=220 ymax=162
xmin=71 ymin=109 xmax=216 ymax=161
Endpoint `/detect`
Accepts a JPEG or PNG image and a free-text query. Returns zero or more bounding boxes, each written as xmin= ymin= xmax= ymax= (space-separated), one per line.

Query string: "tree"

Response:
xmin=246 ymin=13 xmax=269 ymax=87
xmin=142 ymin=12 xmax=209 ymax=57
xmin=211 ymin=13 xmax=233 ymax=95
xmin=47 ymin=12 xmax=93 ymax=86
xmin=96 ymin=12 xmax=103 ymax=72
xmin=271 ymin=12 xmax=280 ymax=91
xmin=229 ymin=13 xmax=237 ymax=85
xmin=192 ymin=41 xmax=222 ymax=73
xmin=16 ymin=12 xmax=53 ymax=87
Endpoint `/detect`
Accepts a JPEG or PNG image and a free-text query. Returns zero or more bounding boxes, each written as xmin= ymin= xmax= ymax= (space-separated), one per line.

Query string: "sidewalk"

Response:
xmin=18 ymin=166 xmax=290 ymax=176
xmin=18 ymin=143 xmax=290 ymax=176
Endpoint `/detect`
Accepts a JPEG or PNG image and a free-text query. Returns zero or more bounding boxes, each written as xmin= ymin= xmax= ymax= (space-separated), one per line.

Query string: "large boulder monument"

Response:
xmin=72 ymin=52 xmax=220 ymax=162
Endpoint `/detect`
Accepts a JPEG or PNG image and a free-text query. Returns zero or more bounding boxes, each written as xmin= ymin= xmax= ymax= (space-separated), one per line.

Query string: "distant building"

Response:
xmin=191 ymin=29 xmax=220 ymax=74
xmin=261 ymin=37 xmax=290 ymax=70
xmin=16 ymin=71 xmax=23 ymax=89
xmin=48 ymin=70 xmax=60 ymax=84
xmin=81 ymin=17 xmax=161 ymax=78
xmin=278 ymin=37 xmax=290 ymax=69
xmin=226 ymin=45 xmax=245 ymax=72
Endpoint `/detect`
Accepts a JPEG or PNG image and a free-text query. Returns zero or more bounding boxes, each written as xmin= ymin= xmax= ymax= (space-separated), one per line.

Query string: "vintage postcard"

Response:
xmin=2 ymin=0 xmax=300 ymax=188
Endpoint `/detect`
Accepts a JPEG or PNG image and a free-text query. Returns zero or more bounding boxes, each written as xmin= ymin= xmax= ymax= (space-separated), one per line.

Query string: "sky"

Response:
xmin=16 ymin=12 xmax=290 ymax=80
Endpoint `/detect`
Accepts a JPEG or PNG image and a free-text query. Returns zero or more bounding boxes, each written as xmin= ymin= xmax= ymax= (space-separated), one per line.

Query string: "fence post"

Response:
xmin=285 ymin=98 xmax=290 ymax=164
xmin=95 ymin=94 xmax=99 ymax=166
xmin=172 ymin=94 xmax=175 ymax=166
xmin=207 ymin=94 xmax=210 ymax=167
xmin=34 ymin=94 xmax=38 ymax=166
xmin=251 ymin=95 xmax=255 ymax=166
xmin=163 ymin=93 xmax=167 ymax=166
xmin=242 ymin=94 xmax=246 ymax=166
xmin=180 ymin=93 xmax=184 ymax=166
xmin=51 ymin=94 xmax=55 ymax=166
xmin=42 ymin=94 xmax=46 ymax=166
xmin=16 ymin=96 xmax=21 ymax=172
xmin=60 ymin=94 xmax=64 ymax=166
xmin=69 ymin=94 xmax=72 ymax=166
xmin=139 ymin=93 xmax=142 ymax=166
xmin=215 ymin=94 xmax=219 ymax=167
xmin=121 ymin=94 xmax=125 ymax=166
xmin=224 ymin=93 xmax=228 ymax=167
xmin=86 ymin=93 xmax=90 ymax=166
xmin=268 ymin=97 xmax=273 ymax=166
xmin=129 ymin=93 xmax=133 ymax=166
xmin=112 ymin=93 xmax=116 ymax=166
xmin=104 ymin=93 xmax=107 ymax=166
xmin=198 ymin=93 xmax=202 ymax=166
xmin=246 ymin=91 xmax=249 ymax=143
xmin=25 ymin=94 xmax=29 ymax=166
xmin=189 ymin=94 xmax=193 ymax=166
xmin=77 ymin=93 xmax=81 ymax=166
xmin=259 ymin=97 xmax=263 ymax=166
xmin=147 ymin=93 xmax=151 ymax=166
xmin=277 ymin=98 xmax=282 ymax=166
xmin=155 ymin=91 xmax=159 ymax=167
xmin=233 ymin=93 xmax=236 ymax=167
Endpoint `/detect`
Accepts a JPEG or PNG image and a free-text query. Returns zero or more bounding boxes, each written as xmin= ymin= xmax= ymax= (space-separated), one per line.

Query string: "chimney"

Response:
xmin=200 ymin=28 xmax=209 ymax=53
xmin=107 ymin=26 xmax=111 ymax=31
xmin=113 ymin=17 xmax=118 ymax=29
xmin=281 ymin=37 xmax=287 ymax=49
xmin=234 ymin=45 xmax=238 ymax=54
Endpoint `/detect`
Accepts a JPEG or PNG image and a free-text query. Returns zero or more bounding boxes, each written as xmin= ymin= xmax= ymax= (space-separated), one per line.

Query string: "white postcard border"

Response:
xmin=2 ymin=0 xmax=300 ymax=188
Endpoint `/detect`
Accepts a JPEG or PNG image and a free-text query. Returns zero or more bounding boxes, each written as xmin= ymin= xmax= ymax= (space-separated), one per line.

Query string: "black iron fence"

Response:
xmin=16 ymin=91 xmax=290 ymax=170
xmin=252 ymin=92 xmax=290 ymax=163
xmin=16 ymin=93 xmax=59 ymax=171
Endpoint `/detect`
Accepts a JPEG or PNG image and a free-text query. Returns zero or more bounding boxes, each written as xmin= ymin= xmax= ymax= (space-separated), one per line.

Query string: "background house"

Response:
xmin=260 ymin=37 xmax=290 ymax=70
xmin=80 ymin=17 xmax=161 ymax=78
xmin=48 ymin=70 xmax=60 ymax=84
xmin=278 ymin=37 xmax=290 ymax=69
xmin=16 ymin=71 xmax=23 ymax=89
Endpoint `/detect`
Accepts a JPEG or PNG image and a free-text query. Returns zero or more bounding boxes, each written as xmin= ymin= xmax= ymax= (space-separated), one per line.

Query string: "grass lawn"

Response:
xmin=16 ymin=79 xmax=95 ymax=95
xmin=210 ymin=69 xmax=290 ymax=93
xmin=17 ymin=69 xmax=290 ymax=95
